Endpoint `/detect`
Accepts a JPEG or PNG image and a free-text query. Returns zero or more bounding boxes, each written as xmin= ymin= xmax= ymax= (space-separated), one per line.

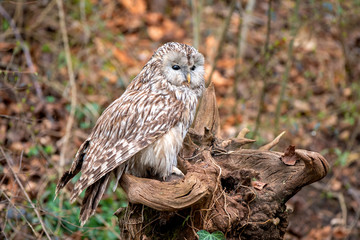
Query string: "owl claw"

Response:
xmin=164 ymin=166 xmax=185 ymax=181
xmin=171 ymin=166 xmax=184 ymax=176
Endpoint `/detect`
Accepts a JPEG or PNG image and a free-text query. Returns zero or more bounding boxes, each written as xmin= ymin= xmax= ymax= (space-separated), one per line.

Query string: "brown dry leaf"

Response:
xmin=293 ymin=99 xmax=311 ymax=113
xmin=108 ymin=15 xmax=143 ymax=31
xmin=0 ymin=125 xmax=6 ymax=143
xmin=0 ymin=42 xmax=16 ymax=51
xmin=252 ymin=180 xmax=267 ymax=190
xmin=332 ymin=226 xmax=350 ymax=239
xmin=147 ymin=26 xmax=165 ymax=41
xmin=294 ymin=25 xmax=317 ymax=52
xmin=162 ymin=18 xmax=185 ymax=39
xmin=113 ymin=48 xmax=136 ymax=66
xmin=25 ymin=181 xmax=39 ymax=196
xmin=0 ymin=103 xmax=7 ymax=115
xmin=323 ymin=114 xmax=337 ymax=128
xmin=94 ymin=37 xmax=106 ymax=55
xmin=217 ymin=58 xmax=236 ymax=69
xmin=9 ymin=142 xmax=25 ymax=152
xmin=99 ymin=69 xmax=117 ymax=84
xmin=282 ymin=145 xmax=297 ymax=166
xmin=339 ymin=130 xmax=350 ymax=141
xmin=305 ymin=226 xmax=331 ymax=240
xmin=329 ymin=178 xmax=342 ymax=191
xmin=211 ymin=71 xmax=232 ymax=87
xmin=343 ymin=87 xmax=352 ymax=97
xmin=204 ymin=65 xmax=232 ymax=88
xmin=145 ymin=12 xmax=163 ymax=25
xmin=118 ymin=0 xmax=146 ymax=15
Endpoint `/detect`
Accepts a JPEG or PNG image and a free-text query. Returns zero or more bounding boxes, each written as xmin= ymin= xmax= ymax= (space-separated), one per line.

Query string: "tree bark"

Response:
xmin=116 ymin=85 xmax=329 ymax=240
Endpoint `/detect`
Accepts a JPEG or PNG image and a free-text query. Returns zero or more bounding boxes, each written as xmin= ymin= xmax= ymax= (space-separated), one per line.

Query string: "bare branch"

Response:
xmin=0 ymin=147 xmax=52 ymax=240
xmin=0 ymin=4 xmax=43 ymax=100
xmin=259 ymin=131 xmax=286 ymax=151
xmin=206 ymin=0 xmax=237 ymax=87
xmin=56 ymin=0 xmax=78 ymax=171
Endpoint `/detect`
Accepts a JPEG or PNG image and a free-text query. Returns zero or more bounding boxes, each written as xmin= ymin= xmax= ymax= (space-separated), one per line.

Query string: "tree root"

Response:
xmin=117 ymin=85 xmax=329 ymax=240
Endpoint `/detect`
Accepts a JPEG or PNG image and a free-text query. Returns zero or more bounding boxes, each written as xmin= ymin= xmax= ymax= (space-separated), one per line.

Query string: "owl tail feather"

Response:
xmin=80 ymin=173 xmax=111 ymax=226
xmin=55 ymin=140 xmax=90 ymax=199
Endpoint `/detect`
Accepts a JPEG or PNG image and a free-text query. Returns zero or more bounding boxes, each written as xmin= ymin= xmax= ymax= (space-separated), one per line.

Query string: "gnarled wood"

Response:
xmin=117 ymin=85 xmax=329 ymax=240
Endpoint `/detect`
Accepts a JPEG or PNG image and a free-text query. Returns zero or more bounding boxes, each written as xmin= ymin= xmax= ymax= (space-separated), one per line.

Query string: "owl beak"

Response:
xmin=187 ymin=73 xmax=191 ymax=84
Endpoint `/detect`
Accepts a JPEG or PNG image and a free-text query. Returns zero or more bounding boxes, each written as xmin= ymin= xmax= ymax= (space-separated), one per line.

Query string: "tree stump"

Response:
xmin=116 ymin=84 xmax=329 ymax=240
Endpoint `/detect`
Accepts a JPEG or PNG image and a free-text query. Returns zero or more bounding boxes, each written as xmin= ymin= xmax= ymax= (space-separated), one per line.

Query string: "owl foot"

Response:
xmin=172 ymin=166 xmax=184 ymax=176
xmin=164 ymin=166 xmax=184 ymax=182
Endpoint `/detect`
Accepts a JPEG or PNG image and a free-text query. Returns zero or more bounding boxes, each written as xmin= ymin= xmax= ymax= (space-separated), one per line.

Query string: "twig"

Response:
xmin=0 ymin=114 xmax=34 ymax=124
xmin=206 ymin=0 xmax=237 ymax=87
xmin=346 ymin=189 xmax=360 ymax=240
xmin=335 ymin=0 xmax=353 ymax=82
xmin=347 ymin=117 xmax=359 ymax=152
xmin=56 ymin=0 xmax=78 ymax=233
xmin=0 ymin=147 xmax=52 ymax=240
xmin=274 ymin=0 xmax=300 ymax=133
xmin=0 ymin=189 xmax=39 ymax=238
xmin=234 ymin=0 xmax=244 ymax=94
xmin=237 ymin=127 xmax=250 ymax=138
xmin=0 ymin=4 xmax=43 ymax=100
xmin=238 ymin=0 xmax=257 ymax=59
xmin=232 ymin=2 xmax=244 ymax=124
xmin=95 ymin=214 xmax=122 ymax=239
xmin=80 ymin=0 xmax=90 ymax=44
xmin=335 ymin=192 xmax=347 ymax=226
xmin=233 ymin=0 xmax=256 ymax=125
xmin=191 ymin=0 xmax=203 ymax=49
xmin=259 ymin=131 xmax=285 ymax=151
xmin=56 ymin=0 xmax=77 ymax=171
xmin=26 ymin=0 xmax=56 ymax=33
xmin=253 ymin=0 xmax=272 ymax=137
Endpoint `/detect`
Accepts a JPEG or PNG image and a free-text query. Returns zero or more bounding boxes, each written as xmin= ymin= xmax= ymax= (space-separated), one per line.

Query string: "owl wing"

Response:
xmin=69 ymin=89 xmax=184 ymax=201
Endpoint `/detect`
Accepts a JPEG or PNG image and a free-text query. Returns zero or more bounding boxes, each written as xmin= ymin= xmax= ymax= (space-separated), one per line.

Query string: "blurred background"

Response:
xmin=0 ymin=0 xmax=359 ymax=239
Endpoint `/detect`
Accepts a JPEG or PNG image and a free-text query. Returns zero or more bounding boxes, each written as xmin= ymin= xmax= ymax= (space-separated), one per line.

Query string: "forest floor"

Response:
xmin=0 ymin=0 xmax=359 ymax=239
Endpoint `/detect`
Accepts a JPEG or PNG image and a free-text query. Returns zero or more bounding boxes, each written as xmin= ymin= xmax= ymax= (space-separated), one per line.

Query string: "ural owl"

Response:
xmin=56 ymin=42 xmax=205 ymax=225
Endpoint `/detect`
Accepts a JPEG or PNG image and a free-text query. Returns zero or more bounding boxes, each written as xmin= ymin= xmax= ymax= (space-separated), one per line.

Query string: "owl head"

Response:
xmin=153 ymin=42 xmax=205 ymax=92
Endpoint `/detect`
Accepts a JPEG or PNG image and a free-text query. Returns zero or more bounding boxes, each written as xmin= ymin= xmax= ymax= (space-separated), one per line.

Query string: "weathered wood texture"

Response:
xmin=117 ymin=85 xmax=329 ymax=240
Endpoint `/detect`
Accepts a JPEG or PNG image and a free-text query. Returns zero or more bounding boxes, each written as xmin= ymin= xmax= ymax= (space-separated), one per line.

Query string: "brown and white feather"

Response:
xmin=56 ymin=42 xmax=205 ymax=226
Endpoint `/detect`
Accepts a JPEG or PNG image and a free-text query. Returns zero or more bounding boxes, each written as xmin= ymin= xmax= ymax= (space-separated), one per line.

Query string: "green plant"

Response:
xmin=334 ymin=148 xmax=350 ymax=167
xmin=197 ymin=230 xmax=226 ymax=240
xmin=41 ymin=181 xmax=126 ymax=239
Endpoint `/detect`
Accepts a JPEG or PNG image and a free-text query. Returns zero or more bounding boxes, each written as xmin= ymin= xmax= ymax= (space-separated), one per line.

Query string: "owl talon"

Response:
xmin=171 ymin=166 xmax=184 ymax=176
xmin=164 ymin=166 xmax=185 ymax=181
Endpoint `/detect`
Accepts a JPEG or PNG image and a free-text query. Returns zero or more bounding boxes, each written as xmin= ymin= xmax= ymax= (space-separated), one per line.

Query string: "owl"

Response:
xmin=56 ymin=42 xmax=205 ymax=225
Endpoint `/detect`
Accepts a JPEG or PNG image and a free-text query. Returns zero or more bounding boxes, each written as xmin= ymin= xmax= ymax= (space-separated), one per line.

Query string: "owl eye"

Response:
xmin=190 ymin=65 xmax=196 ymax=71
xmin=172 ymin=65 xmax=181 ymax=70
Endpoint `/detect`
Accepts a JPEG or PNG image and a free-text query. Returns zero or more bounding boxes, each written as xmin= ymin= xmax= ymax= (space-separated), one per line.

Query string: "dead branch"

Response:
xmin=0 ymin=147 xmax=52 ymax=240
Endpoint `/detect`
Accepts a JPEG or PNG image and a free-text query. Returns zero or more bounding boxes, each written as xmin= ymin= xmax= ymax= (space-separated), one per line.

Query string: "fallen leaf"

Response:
xmin=205 ymin=65 xmax=232 ymax=87
xmin=99 ymin=70 xmax=117 ymax=84
xmin=113 ymin=48 xmax=136 ymax=66
xmin=282 ymin=145 xmax=297 ymax=166
xmin=294 ymin=99 xmax=311 ymax=113
xmin=145 ymin=12 xmax=163 ymax=25
xmin=147 ymin=26 xmax=165 ymax=41
xmin=162 ymin=18 xmax=185 ymax=39
xmin=0 ymin=42 xmax=16 ymax=51
xmin=119 ymin=0 xmax=146 ymax=15
xmin=252 ymin=180 xmax=267 ymax=190
xmin=329 ymin=178 xmax=342 ymax=191
xmin=332 ymin=226 xmax=350 ymax=239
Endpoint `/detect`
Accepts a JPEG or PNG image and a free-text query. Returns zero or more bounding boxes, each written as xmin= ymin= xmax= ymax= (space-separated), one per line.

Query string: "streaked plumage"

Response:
xmin=56 ymin=42 xmax=205 ymax=225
